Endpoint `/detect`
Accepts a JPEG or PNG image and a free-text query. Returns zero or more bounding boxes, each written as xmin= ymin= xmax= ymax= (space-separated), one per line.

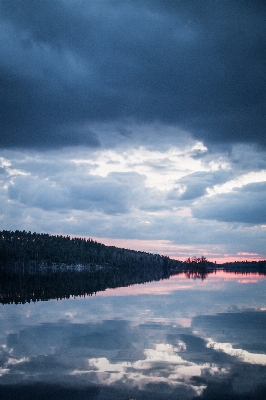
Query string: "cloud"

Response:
xmin=193 ymin=181 xmax=266 ymax=224
xmin=7 ymin=171 xmax=154 ymax=215
xmin=168 ymin=170 xmax=233 ymax=201
xmin=0 ymin=0 xmax=265 ymax=150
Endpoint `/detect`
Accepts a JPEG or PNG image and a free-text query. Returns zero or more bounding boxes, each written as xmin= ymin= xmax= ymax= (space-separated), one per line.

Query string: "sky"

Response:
xmin=1 ymin=0 xmax=266 ymax=262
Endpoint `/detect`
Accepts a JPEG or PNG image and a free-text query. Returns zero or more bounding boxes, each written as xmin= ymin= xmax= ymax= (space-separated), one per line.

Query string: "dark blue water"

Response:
xmin=0 ymin=271 xmax=265 ymax=399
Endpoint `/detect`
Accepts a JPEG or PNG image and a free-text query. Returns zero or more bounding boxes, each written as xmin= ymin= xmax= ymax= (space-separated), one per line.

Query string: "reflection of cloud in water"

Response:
xmin=0 ymin=275 xmax=266 ymax=399
xmin=193 ymin=311 xmax=266 ymax=355
xmin=174 ymin=319 xmax=192 ymax=328
xmin=206 ymin=339 xmax=266 ymax=365
xmin=0 ymin=320 xmax=228 ymax=397
xmin=72 ymin=343 xmax=213 ymax=396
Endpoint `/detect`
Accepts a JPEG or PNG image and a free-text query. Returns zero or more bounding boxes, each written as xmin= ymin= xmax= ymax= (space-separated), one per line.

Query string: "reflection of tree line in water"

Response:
xmin=1 ymin=230 xmax=265 ymax=304
xmin=0 ymin=263 xmax=170 ymax=304
xmin=1 ymin=266 xmax=266 ymax=305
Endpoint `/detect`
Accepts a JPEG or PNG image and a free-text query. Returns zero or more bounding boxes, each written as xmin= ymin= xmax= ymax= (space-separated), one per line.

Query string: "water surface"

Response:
xmin=0 ymin=271 xmax=265 ymax=399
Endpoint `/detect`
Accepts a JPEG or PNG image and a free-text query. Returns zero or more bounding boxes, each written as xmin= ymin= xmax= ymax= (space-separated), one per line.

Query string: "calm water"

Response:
xmin=0 ymin=271 xmax=266 ymax=399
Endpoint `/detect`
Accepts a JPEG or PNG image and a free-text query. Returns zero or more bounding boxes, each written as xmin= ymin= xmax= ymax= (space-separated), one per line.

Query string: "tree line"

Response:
xmin=0 ymin=230 xmax=183 ymax=273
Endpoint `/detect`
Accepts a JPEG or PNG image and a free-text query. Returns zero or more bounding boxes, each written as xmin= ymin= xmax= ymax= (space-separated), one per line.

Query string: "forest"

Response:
xmin=0 ymin=230 xmax=184 ymax=272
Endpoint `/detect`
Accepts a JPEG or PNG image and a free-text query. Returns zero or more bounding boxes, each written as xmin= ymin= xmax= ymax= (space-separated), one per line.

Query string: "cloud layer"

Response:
xmin=1 ymin=0 xmax=266 ymax=149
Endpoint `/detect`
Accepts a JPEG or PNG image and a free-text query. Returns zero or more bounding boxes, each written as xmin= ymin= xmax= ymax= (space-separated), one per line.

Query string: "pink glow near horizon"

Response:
xmin=90 ymin=237 xmax=265 ymax=263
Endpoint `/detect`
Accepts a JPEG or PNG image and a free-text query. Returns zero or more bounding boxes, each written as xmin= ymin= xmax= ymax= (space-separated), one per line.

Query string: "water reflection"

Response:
xmin=1 ymin=263 xmax=265 ymax=304
xmin=0 ymin=272 xmax=266 ymax=399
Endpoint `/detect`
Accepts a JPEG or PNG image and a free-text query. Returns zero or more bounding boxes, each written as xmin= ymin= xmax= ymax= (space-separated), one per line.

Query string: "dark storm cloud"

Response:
xmin=192 ymin=181 xmax=266 ymax=224
xmin=1 ymin=0 xmax=265 ymax=149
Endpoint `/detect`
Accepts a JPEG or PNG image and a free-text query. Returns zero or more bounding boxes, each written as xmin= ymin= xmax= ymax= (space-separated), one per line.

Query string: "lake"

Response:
xmin=0 ymin=270 xmax=266 ymax=399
